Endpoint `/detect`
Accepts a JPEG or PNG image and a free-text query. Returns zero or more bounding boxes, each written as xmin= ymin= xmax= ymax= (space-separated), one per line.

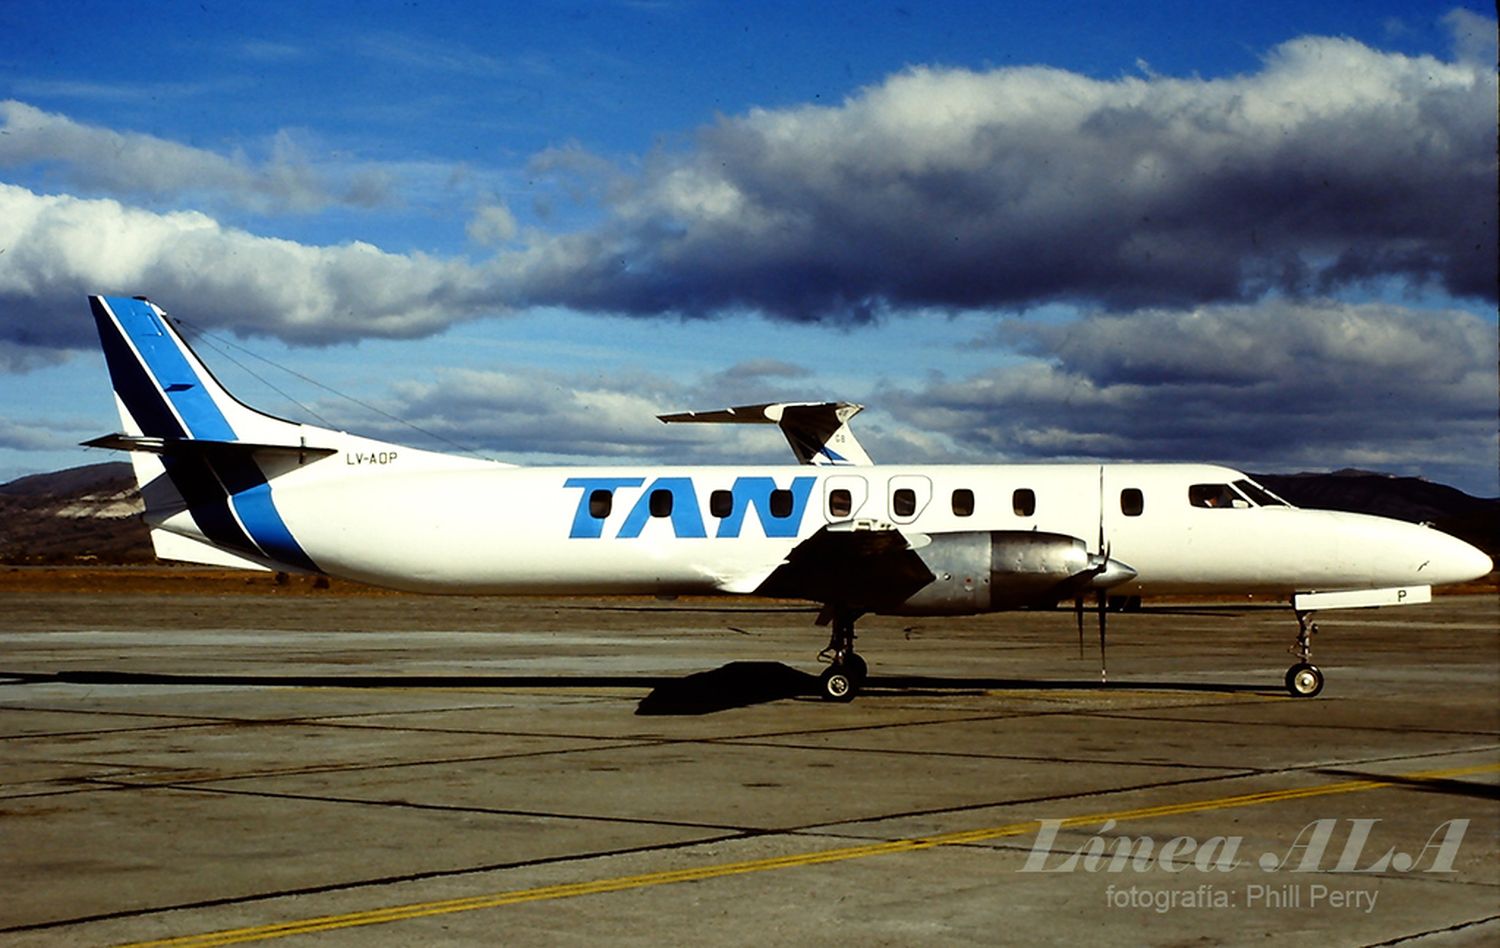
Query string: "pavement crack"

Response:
xmin=1361 ymin=913 xmax=1500 ymax=946
xmin=97 ymin=780 xmax=763 ymax=833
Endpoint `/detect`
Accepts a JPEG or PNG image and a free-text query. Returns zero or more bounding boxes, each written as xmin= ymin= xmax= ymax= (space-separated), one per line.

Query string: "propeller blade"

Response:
xmin=1097 ymin=590 xmax=1108 ymax=684
xmin=1074 ymin=596 xmax=1085 ymax=658
xmin=1092 ymin=466 xmax=1112 ymax=682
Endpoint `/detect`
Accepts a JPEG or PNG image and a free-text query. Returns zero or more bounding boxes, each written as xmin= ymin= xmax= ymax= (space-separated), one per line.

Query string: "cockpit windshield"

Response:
xmin=1233 ymin=479 xmax=1291 ymax=507
xmin=1188 ymin=479 xmax=1294 ymax=509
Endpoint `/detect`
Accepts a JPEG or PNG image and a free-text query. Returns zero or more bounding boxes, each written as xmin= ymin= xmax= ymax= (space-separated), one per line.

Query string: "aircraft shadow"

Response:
xmin=0 ymin=669 xmax=663 ymax=690
xmin=2 ymin=666 xmax=1276 ymax=715
xmin=640 ymin=668 xmax=1275 ymax=713
xmin=1312 ymin=767 xmax=1500 ymax=802
xmin=635 ymin=661 xmax=818 ymax=714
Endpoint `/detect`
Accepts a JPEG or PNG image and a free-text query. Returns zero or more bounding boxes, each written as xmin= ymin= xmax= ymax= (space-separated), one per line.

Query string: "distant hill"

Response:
xmin=1 ymin=462 xmax=1495 ymax=565
xmin=0 ymin=461 xmax=151 ymax=563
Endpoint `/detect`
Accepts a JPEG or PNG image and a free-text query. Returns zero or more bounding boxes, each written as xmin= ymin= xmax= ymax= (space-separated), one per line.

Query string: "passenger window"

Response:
xmin=710 ymin=489 xmax=733 ymax=518
xmin=893 ymin=488 xmax=917 ymax=518
xmin=769 ymin=489 xmax=794 ymax=519
xmin=1121 ymin=488 xmax=1144 ymax=517
xmin=649 ymin=489 xmax=673 ymax=518
xmin=588 ymin=490 xmax=612 ymax=519
xmin=952 ymin=488 xmax=975 ymax=517
xmin=828 ymin=488 xmax=852 ymax=518
xmin=1013 ymin=488 xmax=1036 ymax=517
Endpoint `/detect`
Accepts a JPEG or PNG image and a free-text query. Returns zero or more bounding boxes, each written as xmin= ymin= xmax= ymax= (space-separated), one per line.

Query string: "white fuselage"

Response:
xmin=152 ymin=442 xmax=1489 ymax=600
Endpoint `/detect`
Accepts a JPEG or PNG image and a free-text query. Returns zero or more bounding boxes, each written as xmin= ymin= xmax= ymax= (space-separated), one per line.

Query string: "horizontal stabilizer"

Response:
xmin=659 ymin=401 xmax=873 ymax=466
xmin=82 ymin=433 xmax=336 ymax=465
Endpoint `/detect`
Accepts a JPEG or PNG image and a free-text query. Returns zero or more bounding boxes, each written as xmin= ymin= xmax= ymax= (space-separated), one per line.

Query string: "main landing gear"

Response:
xmin=817 ymin=612 xmax=868 ymax=702
xmin=1285 ymin=608 xmax=1324 ymax=698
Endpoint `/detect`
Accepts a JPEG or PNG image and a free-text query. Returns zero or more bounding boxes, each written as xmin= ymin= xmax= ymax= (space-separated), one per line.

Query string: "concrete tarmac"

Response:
xmin=1 ymin=589 xmax=1496 ymax=946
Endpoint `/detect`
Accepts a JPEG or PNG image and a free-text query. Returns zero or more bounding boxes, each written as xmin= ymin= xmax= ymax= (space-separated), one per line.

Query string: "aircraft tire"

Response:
xmin=819 ymin=667 xmax=857 ymax=702
xmin=1285 ymin=662 xmax=1324 ymax=698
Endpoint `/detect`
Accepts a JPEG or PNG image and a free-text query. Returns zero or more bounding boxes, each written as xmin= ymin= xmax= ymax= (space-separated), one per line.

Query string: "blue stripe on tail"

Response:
xmin=92 ymin=296 xmax=321 ymax=574
xmin=101 ymin=297 xmax=236 ymax=440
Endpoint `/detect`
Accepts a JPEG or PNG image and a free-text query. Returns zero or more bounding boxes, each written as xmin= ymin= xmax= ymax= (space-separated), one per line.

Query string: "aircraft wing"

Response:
xmin=658 ymin=401 xmax=873 ymax=466
xmin=752 ymin=522 xmax=934 ymax=610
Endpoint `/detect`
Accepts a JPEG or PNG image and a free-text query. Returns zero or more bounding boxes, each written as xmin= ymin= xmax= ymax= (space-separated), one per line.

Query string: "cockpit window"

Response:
xmin=1233 ymin=479 xmax=1291 ymax=507
xmin=1189 ymin=484 xmax=1245 ymax=508
xmin=1190 ymin=480 xmax=1294 ymax=509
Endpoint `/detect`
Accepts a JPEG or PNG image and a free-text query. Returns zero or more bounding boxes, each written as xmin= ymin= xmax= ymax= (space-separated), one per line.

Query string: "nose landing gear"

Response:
xmin=1285 ymin=608 xmax=1324 ymax=697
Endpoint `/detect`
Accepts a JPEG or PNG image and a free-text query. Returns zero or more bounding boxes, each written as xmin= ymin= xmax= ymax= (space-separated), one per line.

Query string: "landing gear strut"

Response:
xmin=817 ymin=612 xmax=867 ymax=702
xmin=1285 ymin=608 xmax=1325 ymax=698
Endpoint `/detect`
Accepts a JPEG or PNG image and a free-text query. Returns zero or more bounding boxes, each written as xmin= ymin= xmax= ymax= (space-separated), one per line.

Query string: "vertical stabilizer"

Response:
xmin=87 ymin=296 xmax=323 ymax=572
xmin=90 ymin=296 xmax=305 ymax=444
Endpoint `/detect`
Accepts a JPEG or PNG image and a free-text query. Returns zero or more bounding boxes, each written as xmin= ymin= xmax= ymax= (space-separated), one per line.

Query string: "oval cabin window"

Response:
xmin=1013 ymin=488 xmax=1036 ymax=517
xmin=893 ymin=488 xmax=917 ymax=518
xmin=952 ymin=488 xmax=975 ymax=517
xmin=829 ymin=488 xmax=852 ymax=518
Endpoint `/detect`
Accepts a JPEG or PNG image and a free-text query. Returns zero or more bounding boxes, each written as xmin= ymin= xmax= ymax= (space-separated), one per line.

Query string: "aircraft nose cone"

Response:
xmin=1428 ymin=534 xmax=1493 ymax=586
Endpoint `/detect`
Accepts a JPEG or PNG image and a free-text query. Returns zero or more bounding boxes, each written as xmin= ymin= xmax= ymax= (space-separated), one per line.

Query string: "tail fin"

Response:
xmin=87 ymin=296 xmax=327 ymax=572
xmin=90 ymin=296 xmax=309 ymax=444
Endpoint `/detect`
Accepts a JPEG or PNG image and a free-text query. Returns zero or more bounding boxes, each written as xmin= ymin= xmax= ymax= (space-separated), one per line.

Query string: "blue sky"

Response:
xmin=1 ymin=0 xmax=1496 ymax=493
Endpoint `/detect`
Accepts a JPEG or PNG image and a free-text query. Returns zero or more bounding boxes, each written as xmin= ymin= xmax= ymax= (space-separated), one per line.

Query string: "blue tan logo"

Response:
xmin=565 ymin=476 xmax=815 ymax=538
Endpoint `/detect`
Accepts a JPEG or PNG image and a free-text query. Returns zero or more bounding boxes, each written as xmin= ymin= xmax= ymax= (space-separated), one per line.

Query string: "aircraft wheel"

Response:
xmin=1285 ymin=662 xmax=1324 ymax=698
xmin=819 ymin=666 xmax=857 ymax=703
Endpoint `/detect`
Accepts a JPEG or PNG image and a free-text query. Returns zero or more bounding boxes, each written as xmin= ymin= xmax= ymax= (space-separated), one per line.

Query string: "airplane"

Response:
xmin=81 ymin=295 xmax=1493 ymax=702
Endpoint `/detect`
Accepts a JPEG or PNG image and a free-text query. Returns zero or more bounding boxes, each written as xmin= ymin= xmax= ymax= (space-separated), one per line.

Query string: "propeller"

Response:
xmin=1096 ymin=468 xmax=1109 ymax=684
xmin=1069 ymin=469 xmax=1136 ymax=684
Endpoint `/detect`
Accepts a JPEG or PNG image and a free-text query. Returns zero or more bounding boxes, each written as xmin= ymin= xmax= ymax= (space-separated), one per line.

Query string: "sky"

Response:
xmin=0 ymin=0 xmax=1496 ymax=495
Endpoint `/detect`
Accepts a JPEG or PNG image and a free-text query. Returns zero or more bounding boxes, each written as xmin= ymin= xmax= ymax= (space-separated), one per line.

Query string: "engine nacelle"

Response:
xmin=885 ymin=531 xmax=1095 ymax=616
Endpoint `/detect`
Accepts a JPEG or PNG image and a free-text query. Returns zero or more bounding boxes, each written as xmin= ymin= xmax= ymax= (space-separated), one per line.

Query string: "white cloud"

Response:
xmin=505 ymin=31 xmax=1497 ymax=318
xmin=466 ymin=202 xmax=519 ymax=247
xmin=1443 ymin=7 xmax=1499 ymax=65
xmin=273 ymin=299 xmax=1495 ymax=493
xmin=0 ymin=184 xmax=500 ymax=347
xmin=314 ymin=362 xmax=799 ymax=465
xmin=0 ymin=416 xmax=70 ymax=451
xmin=884 ymin=300 xmax=1498 ymax=488
xmin=0 ymin=100 xmax=391 ymax=213
xmin=0 ymin=25 xmax=1494 ymax=495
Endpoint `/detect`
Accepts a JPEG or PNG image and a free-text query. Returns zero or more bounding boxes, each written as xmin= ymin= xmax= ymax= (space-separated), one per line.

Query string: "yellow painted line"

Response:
xmin=119 ymin=761 xmax=1500 ymax=948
